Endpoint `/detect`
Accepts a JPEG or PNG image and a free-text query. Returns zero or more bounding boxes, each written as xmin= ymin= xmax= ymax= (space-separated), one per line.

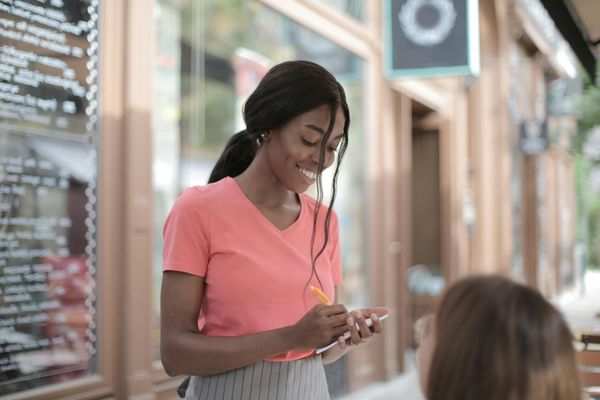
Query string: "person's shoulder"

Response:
xmin=175 ymin=178 xmax=232 ymax=209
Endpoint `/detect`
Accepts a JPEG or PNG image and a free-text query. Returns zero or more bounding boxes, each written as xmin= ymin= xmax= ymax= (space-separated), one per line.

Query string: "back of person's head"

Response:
xmin=208 ymin=60 xmax=350 ymax=184
xmin=426 ymin=275 xmax=580 ymax=400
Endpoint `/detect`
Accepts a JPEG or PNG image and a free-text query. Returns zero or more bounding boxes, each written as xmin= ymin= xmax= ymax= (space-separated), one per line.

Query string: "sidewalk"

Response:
xmin=553 ymin=270 xmax=600 ymax=335
xmin=336 ymin=346 xmax=425 ymax=400
xmin=336 ymin=368 xmax=424 ymax=400
xmin=336 ymin=270 xmax=600 ymax=400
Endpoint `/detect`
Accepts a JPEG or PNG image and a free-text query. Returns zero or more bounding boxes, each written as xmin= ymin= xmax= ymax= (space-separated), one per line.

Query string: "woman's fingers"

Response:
xmin=324 ymin=305 xmax=389 ymax=350
xmin=353 ymin=311 xmax=372 ymax=340
xmin=369 ymin=313 xmax=383 ymax=334
xmin=341 ymin=308 xmax=387 ymax=347
xmin=330 ymin=312 xmax=351 ymax=327
xmin=347 ymin=316 xmax=362 ymax=345
xmin=332 ymin=325 xmax=350 ymax=338
xmin=360 ymin=306 xmax=390 ymax=318
xmin=320 ymin=303 xmax=348 ymax=317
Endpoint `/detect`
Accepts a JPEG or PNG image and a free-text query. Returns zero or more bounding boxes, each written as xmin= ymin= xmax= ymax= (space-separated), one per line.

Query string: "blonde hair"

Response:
xmin=427 ymin=275 xmax=580 ymax=400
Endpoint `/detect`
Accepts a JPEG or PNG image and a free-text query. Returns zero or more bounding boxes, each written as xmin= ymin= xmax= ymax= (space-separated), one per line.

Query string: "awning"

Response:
xmin=541 ymin=0 xmax=598 ymax=84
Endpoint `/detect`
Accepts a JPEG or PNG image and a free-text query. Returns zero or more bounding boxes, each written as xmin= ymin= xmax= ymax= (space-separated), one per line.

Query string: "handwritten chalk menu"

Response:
xmin=0 ymin=0 xmax=99 ymax=394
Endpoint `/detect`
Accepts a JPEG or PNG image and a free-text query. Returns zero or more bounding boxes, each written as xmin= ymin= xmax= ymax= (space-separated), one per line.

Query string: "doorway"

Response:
xmin=406 ymin=103 xmax=444 ymax=350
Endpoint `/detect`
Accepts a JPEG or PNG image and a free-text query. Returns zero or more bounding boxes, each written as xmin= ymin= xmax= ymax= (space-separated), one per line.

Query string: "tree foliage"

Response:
xmin=574 ymin=66 xmax=600 ymax=269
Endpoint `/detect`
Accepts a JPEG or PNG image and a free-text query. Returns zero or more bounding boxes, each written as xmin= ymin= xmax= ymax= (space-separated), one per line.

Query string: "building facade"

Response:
xmin=0 ymin=0 xmax=596 ymax=399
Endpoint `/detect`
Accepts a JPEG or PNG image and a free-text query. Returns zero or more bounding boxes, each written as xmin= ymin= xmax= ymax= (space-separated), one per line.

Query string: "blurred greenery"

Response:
xmin=573 ymin=65 xmax=600 ymax=269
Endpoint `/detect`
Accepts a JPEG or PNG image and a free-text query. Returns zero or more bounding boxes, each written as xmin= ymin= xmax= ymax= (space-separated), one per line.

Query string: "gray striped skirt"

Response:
xmin=183 ymin=355 xmax=329 ymax=400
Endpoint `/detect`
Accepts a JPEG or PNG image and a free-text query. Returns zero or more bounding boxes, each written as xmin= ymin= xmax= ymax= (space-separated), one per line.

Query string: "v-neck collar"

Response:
xmin=226 ymin=177 xmax=304 ymax=234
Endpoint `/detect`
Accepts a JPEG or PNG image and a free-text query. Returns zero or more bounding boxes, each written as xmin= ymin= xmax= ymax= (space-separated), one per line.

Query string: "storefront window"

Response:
xmin=153 ymin=0 xmax=368 ymax=367
xmin=0 ymin=0 xmax=100 ymax=395
xmin=316 ymin=0 xmax=365 ymax=22
xmin=547 ymin=77 xmax=581 ymax=289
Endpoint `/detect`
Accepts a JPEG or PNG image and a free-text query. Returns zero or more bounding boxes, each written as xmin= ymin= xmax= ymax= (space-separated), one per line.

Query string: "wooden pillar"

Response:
xmin=122 ymin=0 xmax=156 ymax=398
xmin=522 ymin=155 xmax=539 ymax=288
xmin=100 ymin=0 xmax=127 ymax=397
xmin=395 ymin=92 xmax=413 ymax=372
xmin=468 ymin=0 xmax=512 ymax=275
xmin=440 ymin=78 xmax=469 ymax=282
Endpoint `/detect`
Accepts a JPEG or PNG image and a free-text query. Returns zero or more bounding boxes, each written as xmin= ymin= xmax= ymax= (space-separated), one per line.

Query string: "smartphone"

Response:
xmin=316 ymin=314 xmax=389 ymax=354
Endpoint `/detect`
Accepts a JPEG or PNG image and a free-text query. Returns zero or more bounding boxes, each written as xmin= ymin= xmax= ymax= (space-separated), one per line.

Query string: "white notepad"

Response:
xmin=316 ymin=314 xmax=389 ymax=354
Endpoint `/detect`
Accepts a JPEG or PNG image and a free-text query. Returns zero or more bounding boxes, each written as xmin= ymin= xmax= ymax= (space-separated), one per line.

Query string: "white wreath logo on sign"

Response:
xmin=398 ymin=0 xmax=457 ymax=47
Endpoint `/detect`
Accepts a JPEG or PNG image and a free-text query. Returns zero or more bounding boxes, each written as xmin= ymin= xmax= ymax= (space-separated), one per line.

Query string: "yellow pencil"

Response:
xmin=309 ymin=285 xmax=331 ymax=305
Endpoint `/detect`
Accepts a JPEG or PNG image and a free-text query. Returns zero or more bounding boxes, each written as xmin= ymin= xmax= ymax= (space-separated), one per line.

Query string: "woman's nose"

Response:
xmin=310 ymin=148 xmax=333 ymax=170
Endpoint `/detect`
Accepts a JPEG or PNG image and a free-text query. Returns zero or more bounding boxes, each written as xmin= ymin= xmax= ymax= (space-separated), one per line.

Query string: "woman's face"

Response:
xmin=265 ymin=104 xmax=345 ymax=193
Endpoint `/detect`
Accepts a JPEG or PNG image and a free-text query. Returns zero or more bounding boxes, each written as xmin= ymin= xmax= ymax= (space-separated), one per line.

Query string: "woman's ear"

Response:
xmin=260 ymin=131 xmax=271 ymax=143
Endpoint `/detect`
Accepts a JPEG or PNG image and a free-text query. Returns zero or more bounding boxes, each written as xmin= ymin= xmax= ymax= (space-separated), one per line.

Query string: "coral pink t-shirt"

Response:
xmin=162 ymin=177 xmax=343 ymax=361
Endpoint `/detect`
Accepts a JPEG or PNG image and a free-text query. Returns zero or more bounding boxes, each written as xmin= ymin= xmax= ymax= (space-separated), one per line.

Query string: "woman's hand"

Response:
xmin=336 ymin=306 xmax=390 ymax=350
xmin=289 ymin=304 xmax=349 ymax=350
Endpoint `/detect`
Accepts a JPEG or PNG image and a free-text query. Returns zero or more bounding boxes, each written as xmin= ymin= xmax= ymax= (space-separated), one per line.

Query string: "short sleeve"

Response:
xmin=329 ymin=210 xmax=343 ymax=285
xmin=162 ymin=187 xmax=210 ymax=276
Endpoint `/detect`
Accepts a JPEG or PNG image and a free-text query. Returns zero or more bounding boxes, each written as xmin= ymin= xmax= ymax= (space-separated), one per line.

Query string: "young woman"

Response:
xmin=418 ymin=275 xmax=581 ymax=400
xmin=160 ymin=60 xmax=388 ymax=400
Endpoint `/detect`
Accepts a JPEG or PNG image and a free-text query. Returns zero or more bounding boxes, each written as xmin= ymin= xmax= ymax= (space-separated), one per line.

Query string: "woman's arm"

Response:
xmin=160 ymin=271 xmax=349 ymax=376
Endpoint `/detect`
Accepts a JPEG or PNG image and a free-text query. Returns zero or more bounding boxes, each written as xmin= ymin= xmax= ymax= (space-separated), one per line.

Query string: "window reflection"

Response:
xmin=0 ymin=0 xmax=99 ymax=394
xmin=0 ymin=135 xmax=97 ymax=395
xmin=316 ymin=0 xmax=365 ymax=21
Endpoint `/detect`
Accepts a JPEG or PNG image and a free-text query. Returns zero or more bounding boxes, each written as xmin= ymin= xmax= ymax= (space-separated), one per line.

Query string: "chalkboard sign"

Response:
xmin=0 ymin=0 xmax=99 ymax=394
xmin=384 ymin=0 xmax=480 ymax=78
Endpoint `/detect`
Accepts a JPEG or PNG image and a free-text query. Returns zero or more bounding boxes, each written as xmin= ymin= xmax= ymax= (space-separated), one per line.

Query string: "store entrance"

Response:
xmin=406 ymin=103 xmax=444 ymax=352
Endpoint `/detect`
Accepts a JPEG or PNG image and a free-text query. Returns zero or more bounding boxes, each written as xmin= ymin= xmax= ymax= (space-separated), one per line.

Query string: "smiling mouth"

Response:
xmin=297 ymin=165 xmax=318 ymax=181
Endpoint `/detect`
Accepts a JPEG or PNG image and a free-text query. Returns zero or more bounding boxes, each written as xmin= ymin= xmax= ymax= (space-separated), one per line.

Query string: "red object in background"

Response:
xmin=42 ymin=253 xmax=93 ymax=382
xmin=232 ymin=48 xmax=270 ymax=101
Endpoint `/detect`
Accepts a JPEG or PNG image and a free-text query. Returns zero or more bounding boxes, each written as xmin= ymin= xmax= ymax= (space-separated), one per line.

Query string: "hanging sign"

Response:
xmin=384 ymin=0 xmax=480 ymax=78
xmin=520 ymin=120 xmax=549 ymax=155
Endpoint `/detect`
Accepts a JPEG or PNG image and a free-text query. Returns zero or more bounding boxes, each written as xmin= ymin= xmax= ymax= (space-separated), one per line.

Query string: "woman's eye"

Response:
xmin=301 ymin=137 xmax=318 ymax=146
xmin=328 ymin=146 xmax=338 ymax=153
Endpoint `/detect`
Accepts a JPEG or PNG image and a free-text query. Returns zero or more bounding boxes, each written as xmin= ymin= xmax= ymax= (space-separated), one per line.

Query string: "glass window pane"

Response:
xmin=316 ymin=0 xmax=365 ymax=22
xmin=0 ymin=0 xmax=100 ymax=394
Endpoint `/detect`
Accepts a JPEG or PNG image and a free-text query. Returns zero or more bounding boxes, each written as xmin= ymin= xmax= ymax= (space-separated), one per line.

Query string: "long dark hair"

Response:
xmin=208 ymin=60 xmax=350 ymax=292
xmin=427 ymin=275 xmax=580 ymax=400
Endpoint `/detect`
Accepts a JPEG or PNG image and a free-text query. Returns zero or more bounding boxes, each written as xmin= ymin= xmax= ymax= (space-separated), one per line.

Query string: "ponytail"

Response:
xmin=208 ymin=129 xmax=258 ymax=184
